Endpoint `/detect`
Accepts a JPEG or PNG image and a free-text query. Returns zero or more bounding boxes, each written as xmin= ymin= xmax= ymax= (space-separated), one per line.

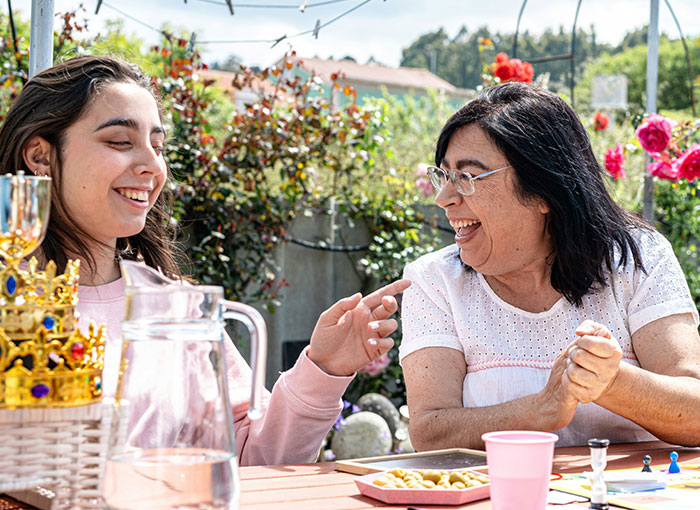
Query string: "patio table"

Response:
xmin=238 ymin=441 xmax=700 ymax=509
xmin=2 ymin=440 xmax=699 ymax=509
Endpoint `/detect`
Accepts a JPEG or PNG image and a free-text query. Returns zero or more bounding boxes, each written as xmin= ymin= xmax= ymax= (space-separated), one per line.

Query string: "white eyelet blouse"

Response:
xmin=399 ymin=229 xmax=698 ymax=446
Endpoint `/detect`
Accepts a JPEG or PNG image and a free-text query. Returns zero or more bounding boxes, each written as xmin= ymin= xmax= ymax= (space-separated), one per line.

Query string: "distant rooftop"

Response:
xmin=197 ymin=68 xmax=293 ymax=106
xmin=292 ymin=56 xmax=458 ymax=93
xmin=198 ymin=68 xmax=280 ymax=96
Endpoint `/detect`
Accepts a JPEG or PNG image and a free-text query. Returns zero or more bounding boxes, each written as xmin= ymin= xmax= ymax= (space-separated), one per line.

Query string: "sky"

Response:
xmin=8 ymin=0 xmax=700 ymax=69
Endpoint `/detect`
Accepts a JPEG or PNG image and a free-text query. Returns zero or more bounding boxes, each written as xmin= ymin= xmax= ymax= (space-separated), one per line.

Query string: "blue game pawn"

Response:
xmin=642 ymin=455 xmax=652 ymax=472
xmin=668 ymin=451 xmax=680 ymax=474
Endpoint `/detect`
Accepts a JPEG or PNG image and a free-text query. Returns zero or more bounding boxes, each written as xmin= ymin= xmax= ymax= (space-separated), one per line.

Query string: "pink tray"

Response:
xmin=354 ymin=470 xmax=491 ymax=506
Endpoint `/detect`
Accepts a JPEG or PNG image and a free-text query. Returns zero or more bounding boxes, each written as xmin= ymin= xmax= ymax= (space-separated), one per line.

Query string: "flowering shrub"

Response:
xmin=6 ymin=8 xmax=445 ymax=425
xmin=333 ymin=400 xmax=361 ymax=432
xmin=414 ymin=163 xmax=433 ymax=199
xmin=636 ymin=114 xmax=677 ymax=154
xmin=481 ymin=52 xmax=534 ymax=87
xmin=606 ymin=114 xmax=700 ymax=184
xmin=358 ymin=353 xmax=391 ymax=377
xmin=604 ymin=143 xmax=626 ymax=180
xmin=647 ymin=159 xmax=677 ymax=180
xmin=675 ymin=144 xmax=700 ymax=181
xmin=593 ymin=111 xmax=609 ymax=131
xmin=601 ymin=113 xmax=700 ymax=309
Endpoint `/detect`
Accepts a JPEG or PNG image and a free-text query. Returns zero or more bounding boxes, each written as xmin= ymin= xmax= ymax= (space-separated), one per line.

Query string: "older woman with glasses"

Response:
xmin=400 ymin=82 xmax=700 ymax=449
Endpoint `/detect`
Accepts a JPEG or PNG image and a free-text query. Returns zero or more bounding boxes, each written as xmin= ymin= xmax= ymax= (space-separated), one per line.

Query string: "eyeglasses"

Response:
xmin=427 ymin=165 xmax=511 ymax=196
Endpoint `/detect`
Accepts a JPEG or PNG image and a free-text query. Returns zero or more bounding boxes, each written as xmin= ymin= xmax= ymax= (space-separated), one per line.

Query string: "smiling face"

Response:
xmin=436 ymin=123 xmax=553 ymax=277
xmin=57 ymin=81 xmax=167 ymax=249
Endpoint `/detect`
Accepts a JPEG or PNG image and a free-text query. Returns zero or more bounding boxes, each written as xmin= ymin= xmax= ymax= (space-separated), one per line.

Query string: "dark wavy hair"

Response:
xmin=0 ymin=55 xmax=182 ymax=279
xmin=435 ymin=82 xmax=649 ymax=306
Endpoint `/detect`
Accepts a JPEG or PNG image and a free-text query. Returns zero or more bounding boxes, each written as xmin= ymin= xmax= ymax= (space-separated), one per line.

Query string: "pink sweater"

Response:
xmin=77 ymin=278 xmax=352 ymax=466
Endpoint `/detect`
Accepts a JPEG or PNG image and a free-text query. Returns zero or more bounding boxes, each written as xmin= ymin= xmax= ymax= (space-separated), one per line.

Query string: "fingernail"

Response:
xmin=369 ymin=321 xmax=380 ymax=330
xmin=368 ymin=338 xmax=378 ymax=346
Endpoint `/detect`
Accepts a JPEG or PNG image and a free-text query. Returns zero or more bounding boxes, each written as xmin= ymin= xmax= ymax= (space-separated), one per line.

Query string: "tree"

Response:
xmin=619 ymin=26 xmax=655 ymax=51
xmin=88 ymin=19 xmax=152 ymax=70
xmin=576 ymin=37 xmax=700 ymax=112
xmin=212 ymin=54 xmax=242 ymax=72
xmin=400 ymin=25 xmax=616 ymax=92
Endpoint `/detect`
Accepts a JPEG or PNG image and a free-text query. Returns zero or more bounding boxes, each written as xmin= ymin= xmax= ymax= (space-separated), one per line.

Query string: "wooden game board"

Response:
xmin=550 ymin=464 xmax=700 ymax=510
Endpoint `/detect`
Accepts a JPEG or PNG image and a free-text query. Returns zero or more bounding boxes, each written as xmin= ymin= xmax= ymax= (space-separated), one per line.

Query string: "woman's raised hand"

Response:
xmin=539 ymin=345 xmax=579 ymax=431
xmin=307 ymin=279 xmax=411 ymax=377
xmin=563 ymin=319 xmax=623 ymax=404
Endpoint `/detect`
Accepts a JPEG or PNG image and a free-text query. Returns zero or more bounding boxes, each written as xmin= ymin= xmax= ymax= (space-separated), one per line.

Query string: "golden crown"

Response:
xmin=0 ymin=256 xmax=106 ymax=408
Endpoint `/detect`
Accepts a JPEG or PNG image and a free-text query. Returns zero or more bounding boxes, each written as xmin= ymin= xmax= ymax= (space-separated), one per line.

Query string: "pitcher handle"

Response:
xmin=222 ymin=300 xmax=268 ymax=420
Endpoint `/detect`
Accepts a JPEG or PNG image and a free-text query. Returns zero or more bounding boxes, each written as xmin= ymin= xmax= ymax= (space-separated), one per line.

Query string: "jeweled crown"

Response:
xmin=0 ymin=257 xmax=106 ymax=408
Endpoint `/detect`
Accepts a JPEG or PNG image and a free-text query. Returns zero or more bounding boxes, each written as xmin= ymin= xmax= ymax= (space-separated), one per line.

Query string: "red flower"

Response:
xmin=485 ymin=52 xmax=534 ymax=85
xmin=494 ymin=61 xmax=515 ymax=82
xmin=636 ymin=114 xmax=677 ymax=153
xmin=593 ymin=111 xmax=609 ymax=131
xmin=519 ymin=61 xmax=534 ymax=82
xmin=495 ymin=52 xmax=509 ymax=63
xmin=510 ymin=59 xmax=533 ymax=83
xmin=676 ymin=144 xmax=700 ymax=181
xmin=604 ymin=143 xmax=626 ymax=180
xmin=489 ymin=53 xmax=533 ymax=83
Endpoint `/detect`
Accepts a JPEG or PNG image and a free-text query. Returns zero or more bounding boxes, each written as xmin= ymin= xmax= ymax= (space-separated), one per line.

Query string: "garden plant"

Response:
xmin=3 ymin=6 xmax=700 ymax=458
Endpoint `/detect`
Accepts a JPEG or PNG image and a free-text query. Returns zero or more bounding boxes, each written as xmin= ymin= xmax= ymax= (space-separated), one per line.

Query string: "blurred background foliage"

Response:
xmin=1 ymin=5 xmax=700 ymax=406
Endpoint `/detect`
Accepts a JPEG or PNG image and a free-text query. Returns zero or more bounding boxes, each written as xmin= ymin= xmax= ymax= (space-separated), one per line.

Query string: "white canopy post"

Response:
xmin=642 ymin=0 xmax=659 ymax=222
xmin=29 ymin=0 xmax=54 ymax=78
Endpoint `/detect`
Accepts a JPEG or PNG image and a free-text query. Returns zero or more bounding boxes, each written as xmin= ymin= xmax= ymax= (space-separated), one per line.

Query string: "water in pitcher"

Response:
xmin=105 ymin=261 xmax=268 ymax=510
xmin=104 ymin=322 xmax=239 ymax=509
xmin=102 ymin=448 xmax=238 ymax=510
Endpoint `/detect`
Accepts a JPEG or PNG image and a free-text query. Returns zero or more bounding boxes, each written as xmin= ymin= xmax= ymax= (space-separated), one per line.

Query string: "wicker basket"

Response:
xmin=0 ymin=400 xmax=114 ymax=510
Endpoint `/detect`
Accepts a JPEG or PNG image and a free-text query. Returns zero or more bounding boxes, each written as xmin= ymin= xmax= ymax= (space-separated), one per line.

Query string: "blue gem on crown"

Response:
xmin=6 ymin=275 xmax=16 ymax=296
xmin=42 ymin=315 xmax=55 ymax=330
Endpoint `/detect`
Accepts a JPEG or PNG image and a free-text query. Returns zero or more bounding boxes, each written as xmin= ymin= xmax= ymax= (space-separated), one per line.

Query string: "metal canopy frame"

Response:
xmin=23 ymin=2 xmax=694 ymax=222
xmin=28 ymin=0 xmax=54 ymax=78
xmin=30 ymin=0 xmax=236 ymax=78
xmin=512 ymin=0 xmax=582 ymax=107
xmin=510 ymin=0 xmax=699 ymax=222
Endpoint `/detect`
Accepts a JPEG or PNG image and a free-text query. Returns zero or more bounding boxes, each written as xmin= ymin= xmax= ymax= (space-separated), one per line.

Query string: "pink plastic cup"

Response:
xmin=482 ymin=430 xmax=558 ymax=510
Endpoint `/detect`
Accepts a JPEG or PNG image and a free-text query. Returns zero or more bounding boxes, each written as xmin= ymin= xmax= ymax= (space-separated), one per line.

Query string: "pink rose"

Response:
xmin=359 ymin=353 xmax=391 ymax=376
xmin=648 ymin=159 xmax=679 ymax=181
xmin=604 ymin=143 xmax=626 ymax=180
xmin=416 ymin=163 xmax=429 ymax=177
xmin=676 ymin=144 xmax=700 ymax=181
xmin=415 ymin=177 xmax=433 ymax=199
xmin=636 ymin=114 xmax=677 ymax=153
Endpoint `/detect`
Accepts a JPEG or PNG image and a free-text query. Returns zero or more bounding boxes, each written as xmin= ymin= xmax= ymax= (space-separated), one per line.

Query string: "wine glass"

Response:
xmin=0 ymin=172 xmax=51 ymax=264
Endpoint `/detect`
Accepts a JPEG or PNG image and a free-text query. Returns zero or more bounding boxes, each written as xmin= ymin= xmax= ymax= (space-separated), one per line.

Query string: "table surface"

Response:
xmin=239 ymin=441 xmax=700 ymax=510
xmin=3 ymin=441 xmax=699 ymax=509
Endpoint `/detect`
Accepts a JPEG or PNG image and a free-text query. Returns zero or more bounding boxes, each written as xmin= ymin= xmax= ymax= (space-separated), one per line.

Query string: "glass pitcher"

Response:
xmin=101 ymin=261 xmax=267 ymax=510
